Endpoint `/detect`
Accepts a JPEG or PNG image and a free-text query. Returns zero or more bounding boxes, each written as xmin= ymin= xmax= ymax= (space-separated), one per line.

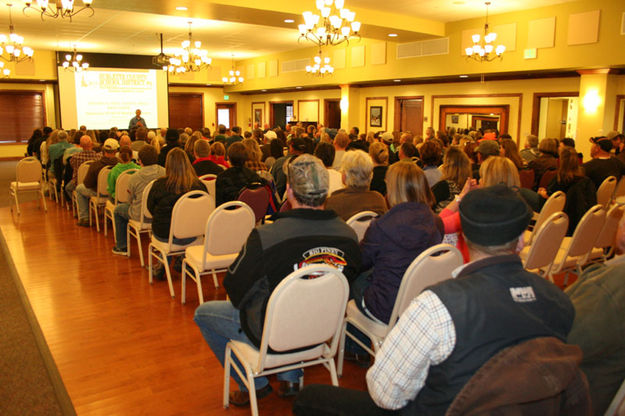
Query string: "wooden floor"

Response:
xmin=1 ymin=197 xmax=367 ymax=416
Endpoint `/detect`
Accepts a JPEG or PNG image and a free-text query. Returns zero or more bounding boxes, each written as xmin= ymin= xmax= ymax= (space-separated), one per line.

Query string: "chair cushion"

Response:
xmin=105 ymin=200 xmax=115 ymax=211
xmin=150 ymin=234 xmax=203 ymax=255
xmin=128 ymin=219 xmax=151 ymax=231
xmin=345 ymin=299 xmax=388 ymax=339
xmin=11 ymin=181 xmax=41 ymax=190
xmin=89 ymin=196 xmax=108 ymax=205
xmin=185 ymin=245 xmax=237 ymax=272
xmin=229 ymin=340 xmax=329 ymax=372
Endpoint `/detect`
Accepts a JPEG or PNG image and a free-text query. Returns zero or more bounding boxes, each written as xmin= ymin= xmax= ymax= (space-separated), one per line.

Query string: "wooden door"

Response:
xmin=168 ymin=93 xmax=203 ymax=130
xmin=394 ymin=97 xmax=423 ymax=136
xmin=324 ymin=99 xmax=341 ymax=129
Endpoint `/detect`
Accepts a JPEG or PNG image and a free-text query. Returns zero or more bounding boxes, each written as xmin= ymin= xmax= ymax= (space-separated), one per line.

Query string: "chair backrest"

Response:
xmin=523 ymin=212 xmax=569 ymax=271
xmin=114 ymin=169 xmax=137 ymax=204
xmin=238 ymin=186 xmax=270 ymax=223
xmin=613 ymin=176 xmax=625 ymax=200
xmin=257 ymin=264 xmax=349 ymax=367
xmin=170 ymin=190 xmax=212 ymax=243
xmin=76 ymin=161 xmax=93 ymax=185
xmin=597 ymin=176 xmax=617 ymax=207
xmin=388 ymin=244 xmax=463 ymax=331
xmin=538 ymin=169 xmax=557 ymax=189
xmin=519 ymin=169 xmax=535 ymax=189
xmin=139 ymin=179 xmax=155 ymax=224
xmin=96 ymin=166 xmax=112 ymax=197
xmin=565 ymin=204 xmax=606 ymax=258
xmin=16 ymin=157 xmax=42 ymax=183
xmin=531 ymin=191 xmax=566 ymax=244
xmin=198 ymin=174 xmax=217 ymax=213
xmin=604 ymin=377 xmax=625 ymax=416
xmin=593 ymin=203 xmax=625 ymax=250
xmin=346 ymin=211 xmax=379 ymax=242
xmin=201 ymin=201 xmax=256 ymax=265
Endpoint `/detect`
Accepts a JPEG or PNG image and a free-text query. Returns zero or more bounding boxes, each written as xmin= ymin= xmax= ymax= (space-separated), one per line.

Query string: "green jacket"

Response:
xmin=107 ymin=162 xmax=139 ymax=199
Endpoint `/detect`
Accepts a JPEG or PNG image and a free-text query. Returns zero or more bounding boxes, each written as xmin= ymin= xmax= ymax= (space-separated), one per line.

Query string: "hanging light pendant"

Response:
xmin=298 ymin=0 xmax=361 ymax=47
xmin=62 ymin=47 xmax=89 ymax=71
xmin=222 ymin=54 xmax=243 ymax=85
xmin=0 ymin=3 xmax=34 ymax=64
xmin=306 ymin=49 xmax=334 ymax=77
xmin=167 ymin=22 xmax=212 ymax=73
xmin=465 ymin=2 xmax=505 ymax=62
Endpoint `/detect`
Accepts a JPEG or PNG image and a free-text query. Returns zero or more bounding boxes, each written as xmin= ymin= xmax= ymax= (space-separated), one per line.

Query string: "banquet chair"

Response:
xmin=520 ymin=211 xmax=568 ymax=279
xmin=604 ymin=378 xmax=625 ymax=416
xmin=198 ymin=174 xmax=217 ymax=213
xmin=127 ymin=180 xmax=154 ymax=268
xmin=148 ymin=190 xmax=211 ymax=298
xmin=223 ymin=264 xmax=349 ymax=416
xmin=238 ymin=186 xmax=270 ymax=224
xmin=104 ymin=169 xmax=137 ymax=237
xmin=346 ymin=211 xmax=379 ymax=243
xmin=9 ymin=156 xmax=47 ymax=215
xmin=181 ymin=201 xmax=255 ymax=304
xmin=337 ymin=244 xmax=462 ymax=377
xmin=88 ymin=166 xmax=113 ymax=232
xmin=584 ymin=203 xmax=624 ymax=264
xmin=597 ymin=176 xmax=617 ymax=208
xmin=525 ymin=191 xmax=565 ymax=245
xmin=613 ymin=176 xmax=625 ymax=201
xmin=72 ymin=161 xmax=93 ymax=218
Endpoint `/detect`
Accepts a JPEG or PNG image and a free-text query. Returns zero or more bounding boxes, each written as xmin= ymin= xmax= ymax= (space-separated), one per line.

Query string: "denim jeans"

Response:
xmin=194 ymin=300 xmax=302 ymax=391
xmin=346 ymin=270 xmax=376 ymax=355
xmin=113 ymin=203 xmax=130 ymax=250
xmin=64 ymin=180 xmax=76 ymax=205
xmin=75 ymin=183 xmax=96 ymax=221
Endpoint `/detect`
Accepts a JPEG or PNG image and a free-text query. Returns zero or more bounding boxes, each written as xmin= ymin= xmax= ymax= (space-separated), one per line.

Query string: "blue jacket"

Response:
xmin=361 ymin=202 xmax=443 ymax=323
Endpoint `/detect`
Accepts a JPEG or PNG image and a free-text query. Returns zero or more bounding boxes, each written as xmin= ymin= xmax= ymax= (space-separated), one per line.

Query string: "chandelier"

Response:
xmin=465 ymin=2 xmax=505 ymax=62
xmin=0 ymin=4 xmax=34 ymax=64
xmin=306 ymin=50 xmax=334 ymax=77
xmin=166 ymin=22 xmax=212 ymax=73
xmin=298 ymin=0 xmax=361 ymax=47
xmin=23 ymin=0 xmax=94 ymax=21
xmin=62 ymin=48 xmax=89 ymax=71
xmin=0 ymin=61 xmax=10 ymax=77
xmin=222 ymin=55 xmax=243 ymax=85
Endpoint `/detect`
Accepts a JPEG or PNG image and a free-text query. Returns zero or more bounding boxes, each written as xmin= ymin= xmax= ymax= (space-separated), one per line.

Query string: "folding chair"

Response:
xmin=520 ymin=211 xmax=568 ymax=277
xmin=337 ymin=244 xmax=463 ymax=377
xmin=127 ymin=180 xmax=155 ymax=268
xmin=198 ymin=174 xmax=217 ymax=213
xmin=525 ymin=191 xmax=565 ymax=245
xmin=88 ymin=166 xmax=113 ymax=232
xmin=104 ymin=169 xmax=137 ymax=237
xmin=148 ymin=190 xmax=211 ymax=298
xmin=224 ymin=264 xmax=349 ymax=416
xmin=584 ymin=203 xmax=625 ymax=264
xmin=9 ymin=157 xmax=47 ymax=215
xmin=181 ymin=201 xmax=255 ymax=304
xmin=597 ymin=176 xmax=617 ymax=208
xmin=604 ymin=378 xmax=625 ymax=416
xmin=238 ymin=186 xmax=270 ymax=224
xmin=72 ymin=161 xmax=94 ymax=218
xmin=346 ymin=211 xmax=379 ymax=243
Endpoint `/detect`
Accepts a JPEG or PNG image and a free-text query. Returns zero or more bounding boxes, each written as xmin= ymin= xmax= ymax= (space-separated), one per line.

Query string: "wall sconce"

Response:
xmin=582 ymin=88 xmax=601 ymax=113
xmin=340 ymin=97 xmax=348 ymax=112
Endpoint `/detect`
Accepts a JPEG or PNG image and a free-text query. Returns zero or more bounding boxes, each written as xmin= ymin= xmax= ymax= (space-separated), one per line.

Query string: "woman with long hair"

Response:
xmin=528 ymin=138 xmax=558 ymax=188
xmin=242 ymin=138 xmax=268 ymax=172
xmin=352 ymin=161 xmax=443 ymax=325
xmin=500 ymin=138 xmax=525 ymax=170
xmin=368 ymin=141 xmax=389 ymax=196
xmin=432 ymin=146 xmax=472 ymax=212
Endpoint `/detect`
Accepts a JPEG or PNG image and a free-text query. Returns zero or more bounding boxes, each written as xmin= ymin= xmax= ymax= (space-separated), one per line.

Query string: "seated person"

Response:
xmin=107 ymin=146 xmax=139 ymax=200
xmin=191 ymin=139 xmax=222 ymax=177
xmin=215 ymin=142 xmax=263 ymax=206
xmin=294 ymin=185 xmax=576 ymax=416
xmin=325 ymin=150 xmax=387 ymax=221
xmin=193 ymin=154 xmax=362 ymax=407
xmin=368 ymin=142 xmax=389 ymax=197
xmin=314 ymin=142 xmax=344 ymax=196
xmin=111 ymin=145 xmax=165 ymax=255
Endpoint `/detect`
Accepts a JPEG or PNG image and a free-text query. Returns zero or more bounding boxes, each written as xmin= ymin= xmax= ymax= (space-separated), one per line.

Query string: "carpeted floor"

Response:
xmin=0 ymin=160 xmax=75 ymax=415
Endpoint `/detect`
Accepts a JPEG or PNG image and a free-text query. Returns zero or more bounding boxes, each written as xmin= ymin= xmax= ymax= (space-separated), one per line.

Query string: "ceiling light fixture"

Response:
xmin=465 ymin=2 xmax=505 ymax=62
xmin=306 ymin=49 xmax=334 ymax=77
xmin=167 ymin=22 xmax=212 ymax=73
xmin=298 ymin=0 xmax=361 ymax=47
xmin=388 ymin=33 xmax=398 ymax=37
xmin=0 ymin=61 xmax=10 ymax=77
xmin=175 ymin=6 xmax=187 ymax=11
xmin=393 ymin=79 xmax=401 ymax=82
xmin=284 ymin=19 xmax=295 ymax=23
xmin=222 ymin=54 xmax=243 ymax=85
xmin=62 ymin=47 xmax=88 ymax=71
xmin=23 ymin=0 xmax=94 ymax=21
xmin=0 ymin=4 xmax=34 ymax=65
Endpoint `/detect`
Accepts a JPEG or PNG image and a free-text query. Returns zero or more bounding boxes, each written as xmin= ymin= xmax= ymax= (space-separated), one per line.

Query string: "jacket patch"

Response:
xmin=509 ymin=286 xmax=536 ymax=303
xmin=296 ymin=247 xmax=347 ymax=273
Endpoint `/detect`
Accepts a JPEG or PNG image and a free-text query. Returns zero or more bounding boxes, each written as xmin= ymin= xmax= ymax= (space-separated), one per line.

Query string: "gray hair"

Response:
xmin=340 ymin=150 xmax=373 ymax=190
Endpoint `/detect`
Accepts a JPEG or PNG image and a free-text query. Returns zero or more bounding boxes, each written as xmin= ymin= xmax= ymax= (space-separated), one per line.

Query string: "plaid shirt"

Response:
xmin=244 ymin=160 xmax=268 ymax=172
xmin=69 ymin=150 xmax=102 ymax=185
xmin=366 ymin=290 xmax=455 ymax=410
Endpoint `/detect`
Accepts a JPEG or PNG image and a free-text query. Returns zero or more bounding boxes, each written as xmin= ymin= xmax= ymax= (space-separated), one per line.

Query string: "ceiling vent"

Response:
xmin=397 ymin=38 xmax=449 ymax=59
xmin=281 ymin=58 xmax=309 ymax=73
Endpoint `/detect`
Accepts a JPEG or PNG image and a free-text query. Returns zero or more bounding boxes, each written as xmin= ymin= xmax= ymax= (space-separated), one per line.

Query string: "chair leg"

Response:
xmin=95 ymin=206 xmax=101 ymax=232
xmin=164 ymin=256 xmax=175 ymax=298
xmin=328 ymin=358 xmax=339 ymax=386
xmin=126 ymin=226 xmax=132 ymax=259
xmin=40 ymin=188 xmax=47 ymax=212
xmin=181 ymin=260 xmax=188 ymax=304
xmin=336 ymin=320 xmax=347 ymax=378
xmin=212 ymin=270 xmax=219 ymax=289
xmin=137 ymin=231 xmax=145 ymax=268
xmin=104 ymin=210 xmax=109 ymax=236
xmin=247 ymin=371 xmax=259 ymax=416
xmin=223 ymin=344 xmax=232 ymax=409
xmin=14 ymin=191 xmax=20 ymax=215
xmin=148 ymin=244 xmax=154 ymax=284
xmin=196 ymin=269 xmax=204 ymax=304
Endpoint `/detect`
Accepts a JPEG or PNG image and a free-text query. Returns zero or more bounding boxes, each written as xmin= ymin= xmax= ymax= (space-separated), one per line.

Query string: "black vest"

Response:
xmin=402 ymin=255 xmax=574 ymax=416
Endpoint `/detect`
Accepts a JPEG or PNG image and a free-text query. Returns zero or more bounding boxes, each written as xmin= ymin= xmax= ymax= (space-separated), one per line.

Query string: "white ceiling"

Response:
xmin=0 ymin=0 xmax=581 ymax=59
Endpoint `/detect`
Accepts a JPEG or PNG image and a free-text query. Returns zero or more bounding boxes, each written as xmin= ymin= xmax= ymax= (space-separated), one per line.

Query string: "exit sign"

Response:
xmin=223 ymin=95 xmax=230 ymax=100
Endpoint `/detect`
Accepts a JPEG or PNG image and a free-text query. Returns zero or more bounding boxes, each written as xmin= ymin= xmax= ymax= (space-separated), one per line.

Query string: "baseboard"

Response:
xmin=0 ymin=157 xmax=24 ymax=161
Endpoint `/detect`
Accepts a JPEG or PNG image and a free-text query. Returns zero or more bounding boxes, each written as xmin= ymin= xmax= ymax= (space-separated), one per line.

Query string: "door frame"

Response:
xmin=324 ymin=99 xmax=341 ymax=129
xmin=394 ymin=95 xmax=424 ymax=133
xmin=439 ymin=105 xmax=510 ymax=134
xmin=615 ymin=95 xmax=625 ymax=131
xmin=215 ymin=102 xmax=237 ymax=129
xmin=269 ymin=100 xmax=294 ymax=128
xmin=530 ymin=92 xmax=578 ymax=136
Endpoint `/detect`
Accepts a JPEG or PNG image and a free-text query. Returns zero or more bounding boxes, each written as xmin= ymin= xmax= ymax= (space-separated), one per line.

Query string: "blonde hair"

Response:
xmin=150 ymin=136 xmax=161 ymax=154
xmin=440 ymin=146 xmax=471 ymax=186
xmin=184 ymin=133 xmax=200 ymax=156
xmin=369 ymin=141 xmax=389 ymax=165
xmin=165 ymin=148 xmax=198 ymax=194
xmin=479 ymin=156 xmax=520 ymax=188
xmin=385 ymin=161 xmax=433 ymax=208
xmin=242 ymin=138 xmax=262 ymax=162
xmin=340 ymin=150 xmax=373 ymax=190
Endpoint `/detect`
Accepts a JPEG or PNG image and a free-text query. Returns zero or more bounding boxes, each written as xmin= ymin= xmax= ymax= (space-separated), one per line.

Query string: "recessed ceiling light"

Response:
xmin=176 ymin=6 xmax=188 ymax=11
xmin=459 ymin=75 xmax=469 ymax=78
xmin=393 ymin=79 xmax=401 ymax=82
xmin=261 ymin=89 xmax=267 ymax=92
xmin=388 ymin=33 xmax=398 ymax=37
xmin=284 ymin=19 xmax=295 ymax=23
xmin=296 ymin=86 xmax=302 ymax=89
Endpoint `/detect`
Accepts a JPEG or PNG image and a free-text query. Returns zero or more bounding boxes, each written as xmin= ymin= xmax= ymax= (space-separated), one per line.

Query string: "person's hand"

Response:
xmin=459 ymin=178 xmax=478 ymax=199
xmin=537 ymin=187 xmax=548 ymax=199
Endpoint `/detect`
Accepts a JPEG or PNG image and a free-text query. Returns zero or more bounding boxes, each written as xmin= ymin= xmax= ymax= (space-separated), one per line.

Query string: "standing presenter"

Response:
xmin=129 ymin=109 xmax=147 ymax=130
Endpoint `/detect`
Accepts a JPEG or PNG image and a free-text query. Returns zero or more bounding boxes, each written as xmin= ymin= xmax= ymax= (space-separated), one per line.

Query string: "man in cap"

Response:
xmin=582 ymin=136 xmax=625 ymax=189
xmin=293 ymin=184 xmax=576 ymax=415
xmin=472 ymin=139 xmax=500 ymax=179
xmin=75 ymin=139 xmax=120 ymax=226
xmin=194 ymin=154 xmax=361 ymax=406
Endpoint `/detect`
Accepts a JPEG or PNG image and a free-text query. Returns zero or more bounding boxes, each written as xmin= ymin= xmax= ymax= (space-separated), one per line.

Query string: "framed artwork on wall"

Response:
xmin=254 ymin=108 xmax=262 ymax=125
xmin=370 ymin=106 xmax=383 ymax=127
